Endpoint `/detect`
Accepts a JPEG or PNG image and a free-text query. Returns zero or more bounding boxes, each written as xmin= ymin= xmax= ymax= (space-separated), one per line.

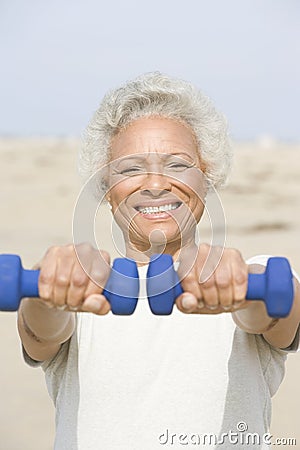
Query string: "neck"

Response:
xmin=124 ymin=234 xmax=198 ymax=266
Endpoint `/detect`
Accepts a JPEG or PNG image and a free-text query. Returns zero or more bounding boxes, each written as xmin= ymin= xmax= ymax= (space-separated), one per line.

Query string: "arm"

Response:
xmin=176 ymin=245 xmax=300 ymax=349
xmin=17 ymin=243 xmax=111 ymax=362
xmin=17 ymin=298 xmax=76 ymax=362
xmin=232 ymin=264 xmax=300 ymax=349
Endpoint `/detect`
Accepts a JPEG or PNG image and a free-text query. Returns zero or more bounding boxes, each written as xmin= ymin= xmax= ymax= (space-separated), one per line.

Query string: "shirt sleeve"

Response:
xmin=246 ymin=254 xmax=300 ymax=353
xmin=22 ymin=345 xmax=44 ymax=367
xmin=21 ymin=339 xmax=71 ymax=371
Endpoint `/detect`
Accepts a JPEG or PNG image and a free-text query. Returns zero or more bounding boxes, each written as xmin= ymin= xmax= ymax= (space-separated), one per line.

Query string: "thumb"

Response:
xmin=81 ymin=294 xmax=111 ymax=315
xmin=175 ymin=292 xmax=198 ymax=313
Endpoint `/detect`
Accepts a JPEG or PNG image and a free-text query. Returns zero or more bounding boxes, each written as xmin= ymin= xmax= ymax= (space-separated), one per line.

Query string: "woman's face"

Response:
xmin=107 ymin=116 xmax=206 ymax=256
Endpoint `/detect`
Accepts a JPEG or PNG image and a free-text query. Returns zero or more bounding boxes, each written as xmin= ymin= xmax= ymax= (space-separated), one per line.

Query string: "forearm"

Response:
xmin=263 ymin=277 xmax=300 ymax=348
xmin=232 ymin=264 xmax=300 ymax=349
xmin=18 ymin=297 xmax=75 ymax=345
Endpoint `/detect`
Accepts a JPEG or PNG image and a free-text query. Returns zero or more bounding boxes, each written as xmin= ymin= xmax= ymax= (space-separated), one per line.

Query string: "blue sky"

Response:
xmin=1 ymin=0 xmax=299 ymax=140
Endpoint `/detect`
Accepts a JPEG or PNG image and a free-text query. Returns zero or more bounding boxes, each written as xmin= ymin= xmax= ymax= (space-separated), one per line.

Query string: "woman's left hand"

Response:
xmin=176 ymin=243 xmax=249 ymax=314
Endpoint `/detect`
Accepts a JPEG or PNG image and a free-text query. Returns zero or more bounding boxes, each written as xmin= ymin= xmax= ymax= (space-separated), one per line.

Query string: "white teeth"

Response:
xmin=137 ymin=202 xmax=181 ymax=214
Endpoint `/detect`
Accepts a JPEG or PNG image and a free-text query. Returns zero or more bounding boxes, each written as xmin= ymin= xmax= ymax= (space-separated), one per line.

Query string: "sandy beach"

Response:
xmin=0 ymin=138 xmax=299 ymax=450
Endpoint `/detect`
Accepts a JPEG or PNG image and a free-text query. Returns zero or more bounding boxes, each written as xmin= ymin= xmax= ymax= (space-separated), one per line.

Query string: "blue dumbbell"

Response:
xmin=0 ymin=254 xmax=139 ymax=315
xmin=147 ymin=254 xmax=294 ymax=318
xmin=0 ymin=253 xmax=295 ymax=318
xmin=146 ymin=254 xmax=183 ymax=315
xmin=103 ymin=258 xmax=139 ymax=315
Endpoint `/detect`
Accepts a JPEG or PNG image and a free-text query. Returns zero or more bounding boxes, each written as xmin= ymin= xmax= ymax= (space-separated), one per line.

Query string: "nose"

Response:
xmin=140 ymin=172 xmax=172 ymax=197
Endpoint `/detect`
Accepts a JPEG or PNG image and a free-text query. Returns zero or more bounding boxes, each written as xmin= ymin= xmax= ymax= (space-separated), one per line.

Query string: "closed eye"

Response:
xmin=119 ymin=166 xmax=144 ymax=175
xmin=166 ymin=162 xmax=194 ymax=171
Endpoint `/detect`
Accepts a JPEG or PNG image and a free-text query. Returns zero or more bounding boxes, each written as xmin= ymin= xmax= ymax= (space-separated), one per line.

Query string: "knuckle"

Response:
xmin=64 ymin=243 xmax=74 ymax=250
xmin=215 ymin=271 xmax=231 ymax=289
xmin=234 ymin=271 xmax=248 ymax=285
xmin=228 ymin=247 xmax=243 ymax=260
xmin=200 ymin=276 xmax=215 ymax=289
xmin=64 ymin=243 xmax=76 ymax=256
xmin=226 ymin=247 xmax=237 ymax=255
xmin=45 ymin=245 xmax=60 ymax=256
xmin=77 ymin=242 xmax=94 ymax=253
xmin=46 ymin=244 xmax=74 ymax=261
xmin=99 ymin=249 xmax=111 ymax=264
xmin=39 ymin=272 xmax=54 ymax=285
xmin=72 ymin=271 xmax=88 ymax=288
xmin=56 ymin=274 xmax=70 ymax=287
xmin=89 ymin=270 xmax=106 ymax=287
xmin=183 ymin=271 xmax=195 ymax=283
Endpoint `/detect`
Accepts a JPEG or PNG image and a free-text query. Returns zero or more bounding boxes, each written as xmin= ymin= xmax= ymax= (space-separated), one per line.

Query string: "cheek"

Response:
xmin=183 ymin=187 xmax=206 ymax=222
xmin=194 ymin=201 xmax=205 ymax=222
xmin=173 ymin=168 xmax=206 ymax=202
xmin=109 ymin=180 xmax=135 ymax=206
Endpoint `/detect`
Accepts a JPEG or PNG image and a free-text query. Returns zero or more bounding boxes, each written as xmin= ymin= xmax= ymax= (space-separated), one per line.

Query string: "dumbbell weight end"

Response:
xmin=103 ymin=258 xmax=139 ymax=315
xmin=147 ymin=254 xmax=183 ymax=315
xmin=0 ymin=255 xmax=39 ymax=311
xmin=246 ymin=257 xmax=294 ymax=318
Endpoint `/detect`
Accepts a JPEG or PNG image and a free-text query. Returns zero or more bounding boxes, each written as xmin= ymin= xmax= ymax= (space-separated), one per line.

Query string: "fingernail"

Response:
xmin=232 ymin=301 xmax=244 ymax=310
xmin=222 ymin=305 xmax=232 ymax=311
xmin=68 ymin=305 xmax=79 ymax=312
xmin=207 ymin=304 xmax=218 ymax=310
xmin=182 ymin=295 xmax=196 ymax=310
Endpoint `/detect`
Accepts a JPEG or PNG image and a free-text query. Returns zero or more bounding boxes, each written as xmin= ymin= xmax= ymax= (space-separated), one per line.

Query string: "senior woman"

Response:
xmin=18 ymin=72 xmax=300 ymax=450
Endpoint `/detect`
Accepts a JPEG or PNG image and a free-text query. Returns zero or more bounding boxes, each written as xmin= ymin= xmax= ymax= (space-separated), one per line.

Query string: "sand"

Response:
xmin=0 ymin=138 xmax=299 ymax=449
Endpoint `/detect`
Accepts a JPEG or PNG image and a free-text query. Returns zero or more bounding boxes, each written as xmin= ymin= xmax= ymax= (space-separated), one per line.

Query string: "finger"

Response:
xmin=197 ymin=245 xmax=222 ymax=310
xmin=38 ymin=248 xmax=59 ymax=302
xmin=176 ymin=245 xmax=199 ymax=281
xmin=67 ymin=260 xmax=92 ymax=308
xmin=231 ymin=257 xmax=248 ymax=303
xmin=199 ymin=273 xmax=219 ymax=310
xmin=214 ymin=261 xmax=233 ymax=309
xmin=84 ymin=256 xmax=111 ymax=298
xmin=53 ymin=256 xmax=74 ymax=307
xmin=180 ymin=270 xmax=202 ymax=305
xmin=198 ymin=244 xmax=224 ymax=284
xmin=81 ymin=294 xmax=111 ymax=315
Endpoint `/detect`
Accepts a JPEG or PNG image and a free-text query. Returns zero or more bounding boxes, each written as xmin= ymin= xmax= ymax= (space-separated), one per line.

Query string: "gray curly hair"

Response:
xmin=78 ymin=71 xmax=233 ymax=192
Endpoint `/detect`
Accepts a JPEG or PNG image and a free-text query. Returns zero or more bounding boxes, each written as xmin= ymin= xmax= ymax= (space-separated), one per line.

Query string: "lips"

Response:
xmin=134 ymin=202 xmax=182 ymax=215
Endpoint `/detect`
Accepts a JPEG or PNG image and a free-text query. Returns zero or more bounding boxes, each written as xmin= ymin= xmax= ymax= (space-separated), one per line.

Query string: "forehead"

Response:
xmin=109 ymin=116 xmax=198 ymax=160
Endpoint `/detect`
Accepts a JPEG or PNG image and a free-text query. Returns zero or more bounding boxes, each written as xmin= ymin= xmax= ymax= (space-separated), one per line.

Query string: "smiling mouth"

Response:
xmin=134 ymin=202 xmax=182 ymax=215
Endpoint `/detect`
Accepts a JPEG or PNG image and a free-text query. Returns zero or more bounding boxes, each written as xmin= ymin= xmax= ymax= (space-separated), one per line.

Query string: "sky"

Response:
xmin=0 ymin=0 xmax=299 ymax=141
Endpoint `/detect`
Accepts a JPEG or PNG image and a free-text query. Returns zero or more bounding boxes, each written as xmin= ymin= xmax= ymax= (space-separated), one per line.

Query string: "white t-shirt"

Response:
xmin=24 ymin=255 xmax=300 ymax=450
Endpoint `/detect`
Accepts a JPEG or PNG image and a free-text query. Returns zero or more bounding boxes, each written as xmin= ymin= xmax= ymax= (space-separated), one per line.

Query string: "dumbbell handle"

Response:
xmin=19 ymin=269 xmax=39 ymax=298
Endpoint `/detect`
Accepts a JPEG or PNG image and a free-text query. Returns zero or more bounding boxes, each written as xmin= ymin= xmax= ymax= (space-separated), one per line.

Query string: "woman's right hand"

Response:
xmin=36 ymin=243 xmax=111 ymax=315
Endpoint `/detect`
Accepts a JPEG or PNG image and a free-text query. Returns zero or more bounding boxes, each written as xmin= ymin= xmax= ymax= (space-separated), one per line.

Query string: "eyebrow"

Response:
xmin=168 ymin=152 xmax=195 ymax=161
xmin=112 ymin=152 xmax=195 ymax=166
xmin=111 ymin=155 xmax=146 ymax=169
